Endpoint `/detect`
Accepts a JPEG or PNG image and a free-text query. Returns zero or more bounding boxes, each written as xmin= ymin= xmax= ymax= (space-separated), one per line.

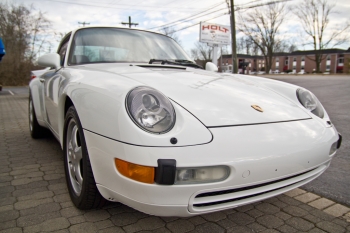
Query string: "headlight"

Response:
xmin=296 ymin=88 xmax=324 ymax=118
xmin=175 ymin=166 xmax=230 ymax=184
xmin=126 ymin=86 xmax=175 ymax=134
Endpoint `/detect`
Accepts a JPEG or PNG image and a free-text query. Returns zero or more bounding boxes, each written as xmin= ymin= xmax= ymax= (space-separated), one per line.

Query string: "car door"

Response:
xmin=42 ymin=36 xmax=70 ymax=137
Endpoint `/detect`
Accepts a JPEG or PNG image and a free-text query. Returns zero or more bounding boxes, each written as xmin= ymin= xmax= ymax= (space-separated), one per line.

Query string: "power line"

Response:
xmin=171 ymin=13 xmax=228 ymax=33
xmin=147 ymin=1 xmax=226 ymax=30
xmin=121 ymin=16 xmax=138 ymax=28
xmin=151 ymin=7 xmax=228 ymax=31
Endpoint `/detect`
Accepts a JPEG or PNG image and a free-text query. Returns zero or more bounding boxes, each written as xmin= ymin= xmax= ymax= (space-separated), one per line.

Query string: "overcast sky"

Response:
xmin=2 ymin=0 xmax=350 ymax=55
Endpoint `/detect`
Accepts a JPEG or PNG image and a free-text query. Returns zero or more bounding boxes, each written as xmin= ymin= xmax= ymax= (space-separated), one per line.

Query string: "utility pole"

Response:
xmin=230 ymin=0 xmax=238 ymax=74
xmin=121 ymin=16 xmax=139 ymax=28
xmin=78 ymin=22 xmax=90 ymax=27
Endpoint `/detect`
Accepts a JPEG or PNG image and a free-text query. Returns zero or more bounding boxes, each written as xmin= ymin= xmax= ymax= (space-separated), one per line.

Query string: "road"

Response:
xmin=262 ymin=74 xmax=350 ymax=207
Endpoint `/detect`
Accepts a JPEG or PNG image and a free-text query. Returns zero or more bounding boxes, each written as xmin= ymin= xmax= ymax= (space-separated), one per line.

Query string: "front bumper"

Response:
xmin=84 ymin=119 xmax=339 ymax=217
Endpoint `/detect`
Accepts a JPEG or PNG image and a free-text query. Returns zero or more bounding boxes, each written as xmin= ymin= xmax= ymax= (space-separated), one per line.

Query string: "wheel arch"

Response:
xmin=59 ymin=94 xmax=74 ymax=147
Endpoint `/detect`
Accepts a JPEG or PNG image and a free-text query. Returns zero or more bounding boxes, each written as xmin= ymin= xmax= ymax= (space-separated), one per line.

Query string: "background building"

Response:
xmin=218 ymin=48 xmax=350 ymax=74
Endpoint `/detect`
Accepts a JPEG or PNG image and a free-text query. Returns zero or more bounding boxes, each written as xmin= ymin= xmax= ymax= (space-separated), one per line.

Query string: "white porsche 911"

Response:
xmin=29 ymin=26 xmax=342 ymax=217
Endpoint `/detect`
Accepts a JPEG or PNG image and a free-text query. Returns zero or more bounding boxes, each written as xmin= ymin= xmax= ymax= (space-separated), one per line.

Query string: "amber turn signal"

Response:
xmin=115 ymin=159 xmax=155 ymax=184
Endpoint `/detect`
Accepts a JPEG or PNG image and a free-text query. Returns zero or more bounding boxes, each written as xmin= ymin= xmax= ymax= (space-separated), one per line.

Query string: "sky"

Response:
xmin=2 ymin=0 xmax=350 ymax=57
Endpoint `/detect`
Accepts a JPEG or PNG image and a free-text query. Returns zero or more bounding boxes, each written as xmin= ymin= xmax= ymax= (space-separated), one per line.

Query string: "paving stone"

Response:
xmin=188 ymin=216 xmax=206 ymax=225
xmin=69 ymin=216 xmax=86 ymax=225
xmin=14 ymin=197 xmax=53 ymax=210
xmin=98 ymin=226 xmax=125 ymax=233
xmin=298 ymin=203 xmax=315 ymax=212
xmin=149 ymin=227 xmax=172 ymax=233
xmin=247 ymin=222 xmax=267 ymax=232
xmin=84 ymin=210 xmax=111 ymax=222
xmin=95 ymin=219 xmax=114 ymax=230
xmin=131 ymin=211 xmax=148 ymax=219
xmin=257 ymin=215 xmax=284 ymax=229
xmin=316 ymin=221 xmax=346 ymax=233
xmin=12 ymin=187 xmax=48 ymax=197
xmin=226 ymin=226 xmax=253 ymax=233
xmin=201 ymin=211 xmax=226 ymax=222
xmin=53 ymin=193 xmax=71 ymax=203
xmin=0 ymin=186 xmax=14 ymax=194
xmin=69 ymin=222 xmax=98 ymax=233
xmin=17 ymin=211 xmax=61 ymax=227
xmin=284 ymin=188 xmax=307 ymax=197
xmin=23 ymin=217 xmax=70 ymax=233
xmin=275 ymin=212 xmax=291 ymax=221
xmin=0 ymin=228 xmax=23 ymax=233
xmin=43 ymin=173 xmax=65 ymax=181
xmin=15 ymin=180 xmax=49 ymax=190
xmin=20 ymin=202 xmax=61 ymax=216
xmin=277 ymin=224 xmax=298 ymax=233
xmin=60 ymin=207 xmax=85 ymax=218
xmin=216 ymin=218 xmax=237 ymax=229
xmin=111 ymin=213 xmax=139 ymax=226
xmin=256 ymin=203 xmax=280 ymax=214
xmin=166 ymin=219 xmax=195 ymax=233
xmin=60 ymin=201 xmax=74 ymax=209
xmin=137 ymin=217 xmax=165 ymax=230
xmin=283 ymin=206 xmax=308 ymax=217
xmin=123 ymin=223 xmax=142 ymax=233
xmin=0 ymin=220 xmax=16 ymax=231
xmin=294 ymin=193 xmax=320 ymax=203
xmin=310 ymin=209 xmax=335 ymax=221
xmin=17 ymin=191 xmax=54 ymax=201
xmin=246 ymin=208 xmax=264 ymax=218
xmin=235 ymin=204 xmax=254 ymax=212
xmin=323 ymin=204 xmax=350 ymax=217
xmin=278 ymin=195 xmax=302 ymax=206
xmin=308 ymin=228 xmax=327 ymax=233
xmin=11 ymin=177 xmax=43 ymax=186
xmin=0 ymin=205 xmax=13 ymax=212
xmin=161 ymin=217 xmax=178 ymax=223
xmin=302 ymin=214 xmax=322 ymax=224
xmin=332 ymin=218 xmax=349 ymax=228
xmin=195 ymin=222 xmax=225 ymax=233
xmin=309 ymin=198 xmax=335 ymax=210
xmin=15 ymin=171 xmax=44 ymax=179
xmin=0 ymin=210 xmax=19 ymax=222
xmin=228 ymin=212 xmax=254 ymax=226
xmin=285 ymin=217 xmax=314 ymax=231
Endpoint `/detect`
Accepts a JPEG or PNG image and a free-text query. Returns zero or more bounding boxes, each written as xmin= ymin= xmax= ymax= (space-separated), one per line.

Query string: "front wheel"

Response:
xmin=63 ymin=106 xmax=105 ymax=209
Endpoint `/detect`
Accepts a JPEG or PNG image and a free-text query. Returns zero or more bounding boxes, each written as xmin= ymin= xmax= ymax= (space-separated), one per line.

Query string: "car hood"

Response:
xmin=81 ymin=64 xmax=311 ymax=127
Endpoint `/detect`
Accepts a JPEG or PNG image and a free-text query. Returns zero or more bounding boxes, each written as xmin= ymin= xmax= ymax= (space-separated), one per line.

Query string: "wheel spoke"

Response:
xmin=75 ymin=147 xmax=82 ymax=160
xmin=71 ymin=126 xmax=78 ymax=150
xmin=75 ymin=166 xmax=83 ymax=187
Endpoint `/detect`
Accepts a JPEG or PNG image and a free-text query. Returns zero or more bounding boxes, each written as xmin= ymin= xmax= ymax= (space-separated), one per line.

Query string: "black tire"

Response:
xmin=63 ymin=106 xmax=106 ymax=209
xmin=29 ymin=94 xmax=47 ymax=138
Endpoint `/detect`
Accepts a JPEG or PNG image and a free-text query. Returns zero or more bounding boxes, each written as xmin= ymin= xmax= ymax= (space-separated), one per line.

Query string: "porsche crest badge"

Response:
xmin=251 ymin=105 xmax=263 ymax=112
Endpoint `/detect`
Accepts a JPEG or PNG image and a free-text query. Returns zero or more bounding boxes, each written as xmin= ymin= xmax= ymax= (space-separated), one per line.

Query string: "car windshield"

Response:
xmin=68 ymin=28 xmax=191 ymax=65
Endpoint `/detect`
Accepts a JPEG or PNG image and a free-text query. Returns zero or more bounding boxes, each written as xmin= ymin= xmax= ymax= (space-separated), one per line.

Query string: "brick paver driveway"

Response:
xmin=1 ymin=93 xmax=350 ymax=233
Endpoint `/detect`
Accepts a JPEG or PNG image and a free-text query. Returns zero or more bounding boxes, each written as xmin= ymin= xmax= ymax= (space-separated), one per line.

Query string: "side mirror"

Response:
xmin=37 ymin=53 xmax=61 ymax=69
xmin=205 ymin=62 xmax=218 ymax=72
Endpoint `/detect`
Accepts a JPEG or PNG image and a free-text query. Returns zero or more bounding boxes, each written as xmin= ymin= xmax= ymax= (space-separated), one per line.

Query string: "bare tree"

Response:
xmin=190 ymin=42 xmax=214 ymax=67
xmin=0 ymin=3 xmax=51 ymax=86
xmin=237 ymin=3 xmax=288 ymax=73
xmin=159 ymin=26 xmax=182 ymax=45
xmin=293 ymin=0 xmax=350 ymax=73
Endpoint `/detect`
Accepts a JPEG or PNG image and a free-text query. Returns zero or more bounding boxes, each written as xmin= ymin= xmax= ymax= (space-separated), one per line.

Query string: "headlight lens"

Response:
xmin=175 ymin=166 xmax=230 ymax=184
xmin=296 ymin=88 xmax=324 ymax=118
xmin=126 ymin=86 xmax=175 ymax=134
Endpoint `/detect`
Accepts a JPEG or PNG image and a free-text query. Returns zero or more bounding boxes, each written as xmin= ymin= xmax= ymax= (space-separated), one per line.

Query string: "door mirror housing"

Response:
xmin=205 ymin=62 xmax=218 ymax=72
xmin=37 ymin=53 xmax=61 ymax=69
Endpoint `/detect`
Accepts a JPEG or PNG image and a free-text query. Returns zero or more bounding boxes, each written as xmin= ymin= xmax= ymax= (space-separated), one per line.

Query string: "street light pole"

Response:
xmin=230 ymin=0 xmax=238 ymax=74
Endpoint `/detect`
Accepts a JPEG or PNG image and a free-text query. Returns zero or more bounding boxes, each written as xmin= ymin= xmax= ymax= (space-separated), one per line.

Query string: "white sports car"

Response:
xmin=29 ymin=26 xmax=341 ymax=217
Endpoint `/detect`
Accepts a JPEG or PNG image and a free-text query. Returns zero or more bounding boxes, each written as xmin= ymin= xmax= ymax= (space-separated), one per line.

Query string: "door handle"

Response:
xmin=39 ymin=78 xmax=45 ymax=83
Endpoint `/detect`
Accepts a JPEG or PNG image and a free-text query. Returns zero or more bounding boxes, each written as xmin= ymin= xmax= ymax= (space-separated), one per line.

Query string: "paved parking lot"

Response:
xmin=1 ymin=83 xmax=350 ymax=233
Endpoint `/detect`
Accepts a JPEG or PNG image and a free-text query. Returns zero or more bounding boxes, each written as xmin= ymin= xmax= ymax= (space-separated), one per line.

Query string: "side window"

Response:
xmin=58 ymin=38 xmax=70 ymax=66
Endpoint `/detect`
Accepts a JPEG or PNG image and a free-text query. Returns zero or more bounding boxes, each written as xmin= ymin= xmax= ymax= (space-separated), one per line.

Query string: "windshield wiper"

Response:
xmin=149 ymin=59 xmax=203 ymax=69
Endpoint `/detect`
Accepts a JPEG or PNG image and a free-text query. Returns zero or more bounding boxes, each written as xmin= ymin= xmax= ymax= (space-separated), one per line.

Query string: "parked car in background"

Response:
xmin=29 ymin=26 xmax=341 ymax=217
